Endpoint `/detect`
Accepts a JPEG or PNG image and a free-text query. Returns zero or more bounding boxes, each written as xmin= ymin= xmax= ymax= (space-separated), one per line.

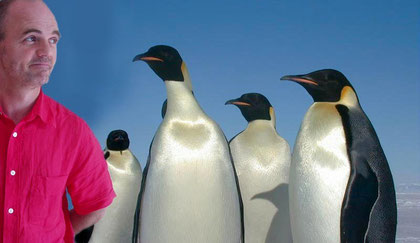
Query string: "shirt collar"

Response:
xmin=25 ymin=89 xmax=57 ymax=128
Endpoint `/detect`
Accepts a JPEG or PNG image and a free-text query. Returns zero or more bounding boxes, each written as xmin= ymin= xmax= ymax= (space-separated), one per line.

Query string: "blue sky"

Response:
xmin=43 ymin=0 xmax=419 ymax=184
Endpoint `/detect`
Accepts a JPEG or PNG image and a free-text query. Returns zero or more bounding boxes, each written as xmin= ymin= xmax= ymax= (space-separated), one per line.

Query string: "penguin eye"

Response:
xmin=162 ymin=53 xmax=170 ymax=61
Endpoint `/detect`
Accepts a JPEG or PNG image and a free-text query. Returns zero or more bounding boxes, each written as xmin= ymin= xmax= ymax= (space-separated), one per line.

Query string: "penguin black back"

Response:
xmin=225 ymin=93 xmax=272 ymax=122
xmin=132 ymin=45 xmax=184 ymax=82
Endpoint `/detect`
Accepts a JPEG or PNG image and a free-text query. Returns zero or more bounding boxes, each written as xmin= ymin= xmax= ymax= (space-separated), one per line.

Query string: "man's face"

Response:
xmin=0 ymin=0 xmax=60 ymax=89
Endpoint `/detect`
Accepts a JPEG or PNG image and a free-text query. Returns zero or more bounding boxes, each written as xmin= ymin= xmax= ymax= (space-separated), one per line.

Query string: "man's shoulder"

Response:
xmin=44 ymin=94 xmax=88 ymax=128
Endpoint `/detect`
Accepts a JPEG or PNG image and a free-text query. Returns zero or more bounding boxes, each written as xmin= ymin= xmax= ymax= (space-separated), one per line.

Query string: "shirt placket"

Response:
xmin=3 ymin=124 xmax=22 ymax=243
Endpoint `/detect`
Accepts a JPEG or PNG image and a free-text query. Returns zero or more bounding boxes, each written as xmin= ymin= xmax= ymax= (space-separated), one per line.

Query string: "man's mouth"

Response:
xmin=29 ymin=63 xmax=51 ymax=70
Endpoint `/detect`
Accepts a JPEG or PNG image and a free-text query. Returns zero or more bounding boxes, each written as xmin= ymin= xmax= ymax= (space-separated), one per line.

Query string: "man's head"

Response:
xmin=0 ymin=0 xmax=60 ymax=90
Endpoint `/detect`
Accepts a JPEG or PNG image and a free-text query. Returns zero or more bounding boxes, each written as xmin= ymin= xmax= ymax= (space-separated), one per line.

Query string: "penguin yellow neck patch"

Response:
xmin=340 ymin=86 xmax=359 ymax=107
xmin=269 ymin=107 xmax=276 ymax=128
xmin=181 ymin=62 xmax=193 ymax=90
xmin=269 ymin=107 xmax=274 ymax=118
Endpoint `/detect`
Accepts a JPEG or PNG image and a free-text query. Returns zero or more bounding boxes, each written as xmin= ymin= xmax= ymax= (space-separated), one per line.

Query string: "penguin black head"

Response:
xmin=225 ymin=93 xmax=272 ymax=122
xmin=133 ymin=45 xmax=184 ymax=82
xmin=106 ymin=130 xmax=130 ymax=151
xmin=281 ymin=69 xmax=354 ymax=102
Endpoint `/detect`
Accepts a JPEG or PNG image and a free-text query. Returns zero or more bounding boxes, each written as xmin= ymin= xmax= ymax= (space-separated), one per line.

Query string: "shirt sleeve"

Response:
xmin=66 ymin=119 xmax=116 ymax=215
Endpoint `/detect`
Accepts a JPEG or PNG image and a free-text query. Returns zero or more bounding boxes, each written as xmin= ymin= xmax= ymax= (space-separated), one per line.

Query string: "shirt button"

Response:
xmin=10 ymin=170 xmax=16 ymax=176
xmin=12 ymin=132 xmax=18 ymax=137
xmin=8 ymin=208 xmax=14 ymax=214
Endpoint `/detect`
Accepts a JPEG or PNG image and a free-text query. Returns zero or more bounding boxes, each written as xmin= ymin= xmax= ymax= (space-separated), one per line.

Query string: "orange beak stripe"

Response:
xmin=140 ymin=56 xmax=164 ymax=62
xmin=289 ymin=77 xmax=318 ymax=86
xmin=232 ymin=101 xmax=251 ymax=106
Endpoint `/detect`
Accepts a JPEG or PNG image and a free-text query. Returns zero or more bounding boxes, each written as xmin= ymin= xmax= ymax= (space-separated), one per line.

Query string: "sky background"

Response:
xmin=43 ymin=0 xmax=419 ymax=185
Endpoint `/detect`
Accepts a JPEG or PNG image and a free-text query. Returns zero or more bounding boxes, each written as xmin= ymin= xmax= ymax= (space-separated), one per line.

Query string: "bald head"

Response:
xmin=0 ymin=0 xmax=56 ymax=41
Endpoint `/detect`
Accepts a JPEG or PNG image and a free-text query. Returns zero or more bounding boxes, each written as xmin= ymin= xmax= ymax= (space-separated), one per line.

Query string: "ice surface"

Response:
xmin=396 ymin=184 xmax=420 ymax=243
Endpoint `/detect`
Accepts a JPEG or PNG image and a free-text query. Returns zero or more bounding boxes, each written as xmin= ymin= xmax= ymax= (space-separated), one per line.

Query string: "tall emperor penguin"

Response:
xmin=132 ymin=45 xmax=243 ymax=243
xmin=226 ymin=93 xmax=292 ymax=243
xmin=281 ymin=69 xmax=397 ymax=243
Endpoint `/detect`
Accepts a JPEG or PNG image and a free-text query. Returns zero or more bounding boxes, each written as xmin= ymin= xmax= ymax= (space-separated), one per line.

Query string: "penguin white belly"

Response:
xmin=230 ymin=127 xmax=291 ymax=243
xmin=290 ymin=103 xmax=350 ymax=243
xmin=90 ymin=151 xmax=142 ymax=243
xmin=140 ymin=118 xmax=242 ymax=243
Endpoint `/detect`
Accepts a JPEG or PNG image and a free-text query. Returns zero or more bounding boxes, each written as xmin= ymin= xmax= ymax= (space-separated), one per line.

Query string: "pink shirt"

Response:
xmin=0 ymin=90 xmax=116 ymax=242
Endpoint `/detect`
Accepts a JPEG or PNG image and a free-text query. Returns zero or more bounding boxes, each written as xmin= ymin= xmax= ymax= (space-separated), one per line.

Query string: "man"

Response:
xmin=0 ymin=0 xmax=116 ymax=242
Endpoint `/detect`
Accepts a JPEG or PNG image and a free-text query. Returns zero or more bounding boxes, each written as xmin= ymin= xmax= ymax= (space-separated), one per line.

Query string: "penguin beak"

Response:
xmin=280 ymin=75 xmax=319 ymax=86
xmin=132 ymin=53 xmax=164 ymax=62
xmin=225 ymin=99 xmax=251 ymax=106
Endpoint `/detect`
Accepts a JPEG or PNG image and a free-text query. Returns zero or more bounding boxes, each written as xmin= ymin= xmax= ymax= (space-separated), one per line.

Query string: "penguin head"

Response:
xmin=225 ymin=93 xmax=273 ymax=122
xmin=106 ymin=129 xmax=130 ymax=151
xmin=281 ymin=69 xmax=353 ymax=102
xmin=133 ymin=45 xmax=184 ymax=82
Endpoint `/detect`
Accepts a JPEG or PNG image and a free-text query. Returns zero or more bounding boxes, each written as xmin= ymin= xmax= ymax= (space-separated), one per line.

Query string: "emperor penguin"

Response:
xmin=226 ymin=93 xmax=292 ymax=243
xmin=132 ymin=45 xmax=243 ymax=243
xmin=86 ymin=130 xmax=142 ymax=243
xmin=281 ymin=69 xmax=397 ymax=243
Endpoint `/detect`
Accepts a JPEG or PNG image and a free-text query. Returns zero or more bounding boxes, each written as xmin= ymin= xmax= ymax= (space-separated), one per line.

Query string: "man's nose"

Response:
xmin=36 ymin=39 xmax=53 ymax=58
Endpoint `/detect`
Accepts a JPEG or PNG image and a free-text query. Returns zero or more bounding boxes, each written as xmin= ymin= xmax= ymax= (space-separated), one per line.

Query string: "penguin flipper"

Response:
xmin=75 ymin=225 xmax=94 ymax=243
xmin=337 ymin=104 xmax=379 ymax=242
xmin=337 ymin=104 xmax=397 ymax=242
xmin=132 ymin=139 xmax=153 ymax=243
xmin=340 ymin=153 xmax=378 ymax=242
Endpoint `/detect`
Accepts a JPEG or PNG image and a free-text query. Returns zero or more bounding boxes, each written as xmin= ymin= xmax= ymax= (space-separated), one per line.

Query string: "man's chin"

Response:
xmin=37 ymin=76 xmax=50 ymax=86
xmin=23 ymin=75 xmax=50 ymax=88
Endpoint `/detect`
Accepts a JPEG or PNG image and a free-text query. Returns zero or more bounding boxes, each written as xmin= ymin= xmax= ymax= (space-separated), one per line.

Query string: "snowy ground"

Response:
xmin=396 ymin=183 xmax=420 ymax=243
xmin=69 ymin=183 xmax=420 ymax=241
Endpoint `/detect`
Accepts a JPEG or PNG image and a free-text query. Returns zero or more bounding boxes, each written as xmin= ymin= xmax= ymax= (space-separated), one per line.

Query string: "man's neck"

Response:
xmin=0 ymin=87 xmax=41 ymax=124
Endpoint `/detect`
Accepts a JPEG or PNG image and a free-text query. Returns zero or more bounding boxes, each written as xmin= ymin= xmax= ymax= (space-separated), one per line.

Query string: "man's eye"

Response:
xmin=49 ymin=38 xmax=58 ymax=44
xmin=24 ymin=36 xmax=36 ymax=42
